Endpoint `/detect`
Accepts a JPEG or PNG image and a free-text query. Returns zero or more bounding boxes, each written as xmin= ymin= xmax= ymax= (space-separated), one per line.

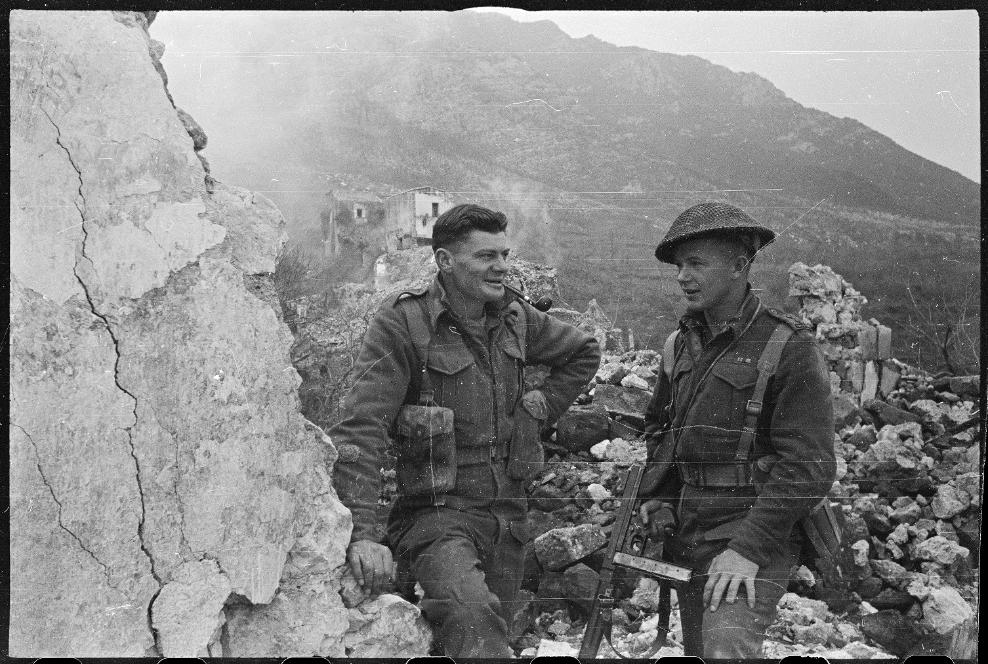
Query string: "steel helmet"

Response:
xmin=654 ymin=202 xmax=775 ymax=263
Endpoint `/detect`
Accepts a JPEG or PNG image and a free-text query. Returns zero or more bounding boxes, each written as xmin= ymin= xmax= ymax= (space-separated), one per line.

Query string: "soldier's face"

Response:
xmin=670 ymin=237 xmax=741 ymax=314
xmin=440 ymin=230 xmax=510 ymax=304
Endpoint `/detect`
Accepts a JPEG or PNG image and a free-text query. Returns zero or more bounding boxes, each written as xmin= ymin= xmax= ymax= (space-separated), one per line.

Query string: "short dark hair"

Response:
xmin=432 ymin=204 xmax=508 ymax=251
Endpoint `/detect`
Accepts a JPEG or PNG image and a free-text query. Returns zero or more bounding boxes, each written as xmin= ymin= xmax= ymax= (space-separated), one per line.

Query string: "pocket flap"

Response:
xmin=672 ymin=354 xmax=693 ymax=380
xmin=500 ymin=334 xmax=525 ymax=362
xmin=712 ymin=363 xmax=758 ymax=389
xmin=426 ymin=349 xmax=474 ymax=375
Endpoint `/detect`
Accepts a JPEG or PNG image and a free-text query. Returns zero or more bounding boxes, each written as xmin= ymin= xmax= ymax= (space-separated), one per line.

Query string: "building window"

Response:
xmin=355 ymin=206 xmax=364 ymax=219
xmin=432 ymin=202 xmax=439 ymax=217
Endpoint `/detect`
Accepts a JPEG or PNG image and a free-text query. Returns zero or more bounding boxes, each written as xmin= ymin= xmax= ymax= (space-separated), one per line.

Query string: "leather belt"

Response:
xmin=456 ymin=446 xmax=508 ymax=466
xmin=677 ymin=460 xmax=753 ymax=488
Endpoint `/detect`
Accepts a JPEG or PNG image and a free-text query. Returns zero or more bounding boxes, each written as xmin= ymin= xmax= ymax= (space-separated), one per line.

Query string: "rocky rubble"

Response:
xmin=286 ymin=228 xmax=979 ymax=656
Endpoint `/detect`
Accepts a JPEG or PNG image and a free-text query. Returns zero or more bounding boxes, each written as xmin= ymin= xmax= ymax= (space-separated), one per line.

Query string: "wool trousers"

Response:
xmin=388 ymin=506 xmax=526 ymax=658
xmin=672 ymin=543 xmax=795 ymax=659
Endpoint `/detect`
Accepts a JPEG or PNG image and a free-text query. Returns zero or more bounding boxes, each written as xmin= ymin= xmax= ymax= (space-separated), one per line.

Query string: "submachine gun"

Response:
xmin=579 ymin=463 xmax=701 ymax=659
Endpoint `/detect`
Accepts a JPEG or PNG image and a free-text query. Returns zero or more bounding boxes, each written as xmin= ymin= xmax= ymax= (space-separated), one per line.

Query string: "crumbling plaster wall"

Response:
xmin=7 ymin=10 xmax=406 ymax=657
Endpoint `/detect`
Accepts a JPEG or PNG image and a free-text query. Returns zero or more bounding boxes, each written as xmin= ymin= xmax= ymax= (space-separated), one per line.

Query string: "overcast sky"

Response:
xmin=473 ymin=9 xmax=980 ymax=183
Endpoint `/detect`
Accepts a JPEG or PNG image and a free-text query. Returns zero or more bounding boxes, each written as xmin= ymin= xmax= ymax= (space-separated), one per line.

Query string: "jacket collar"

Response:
xmin=424 ymin=274 xmax=518 ymax=330
xmin=679 ymin=284 xmax=760 ymax=339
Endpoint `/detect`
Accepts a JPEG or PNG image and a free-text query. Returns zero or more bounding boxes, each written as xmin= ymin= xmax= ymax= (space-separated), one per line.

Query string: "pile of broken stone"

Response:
xmin=288 ymin=254 xmax=978 ymax=659
xmin=508 ymin=263 xmax=979 ymax=659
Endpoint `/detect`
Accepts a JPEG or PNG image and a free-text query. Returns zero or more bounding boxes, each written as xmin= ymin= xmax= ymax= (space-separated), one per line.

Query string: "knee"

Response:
xmin=700 ymin=603 xmax=772 ymax=659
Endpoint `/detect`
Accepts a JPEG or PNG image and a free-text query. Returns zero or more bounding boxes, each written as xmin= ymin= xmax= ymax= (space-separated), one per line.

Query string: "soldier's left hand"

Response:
xmin=703 ymin=548 xmax=759 ymax=611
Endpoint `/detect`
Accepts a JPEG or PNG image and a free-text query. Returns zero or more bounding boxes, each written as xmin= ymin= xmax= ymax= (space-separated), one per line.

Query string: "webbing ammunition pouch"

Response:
xmin=507 ymin=387 xmax=546 ymax=481
xmin=800 ymin=497 xmax=845 ymax=562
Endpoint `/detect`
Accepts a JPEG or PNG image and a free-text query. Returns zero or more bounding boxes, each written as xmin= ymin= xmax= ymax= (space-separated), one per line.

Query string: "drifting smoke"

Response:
xmin=476 ymin=178 xmax=563 ymax=268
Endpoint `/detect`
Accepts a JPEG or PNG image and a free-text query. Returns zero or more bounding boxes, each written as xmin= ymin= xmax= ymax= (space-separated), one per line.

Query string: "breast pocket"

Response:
xmin=672 ymin=354 xmax=694 ymax=390
xmin=709 ymin=363 xmax=759 ymax=432
xmin=426 ymin=346 xmax=479 ymax=425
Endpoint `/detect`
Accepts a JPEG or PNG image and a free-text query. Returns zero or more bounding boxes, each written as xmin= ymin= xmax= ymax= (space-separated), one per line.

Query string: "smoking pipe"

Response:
xmin=503 ymin=282 xmax=553 ymax=312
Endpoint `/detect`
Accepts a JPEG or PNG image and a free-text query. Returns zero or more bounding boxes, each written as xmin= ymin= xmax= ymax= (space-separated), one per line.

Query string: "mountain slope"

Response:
xmin=155 ymin=11 xmax=979 ymax=370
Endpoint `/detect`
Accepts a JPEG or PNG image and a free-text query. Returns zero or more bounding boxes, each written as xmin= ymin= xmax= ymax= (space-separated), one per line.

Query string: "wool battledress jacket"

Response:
xmin=332 ymin=276 xmax=600 ymax=543
xmin=643 ymin=289 xmax=836 ymax=568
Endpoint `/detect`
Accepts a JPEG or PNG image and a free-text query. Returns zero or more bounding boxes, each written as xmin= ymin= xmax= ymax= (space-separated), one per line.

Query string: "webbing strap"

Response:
xmin=676 ymin=303 xmax=763 ymax=431
xmin=402 ymin=297 xmax=436 ymax=405
xmin=662 ymin=329 xmax=679 ymax=382
xmin=732 ymin=323 xmax=793 ymax=484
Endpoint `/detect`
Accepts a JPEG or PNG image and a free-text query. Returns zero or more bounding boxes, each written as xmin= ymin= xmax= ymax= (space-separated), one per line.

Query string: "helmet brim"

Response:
xmin=654 ymin=226 xmax=776 ymax=263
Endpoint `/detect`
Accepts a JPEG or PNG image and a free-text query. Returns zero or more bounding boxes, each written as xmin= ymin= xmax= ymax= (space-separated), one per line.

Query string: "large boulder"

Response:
xmin=859 ymin=610 xmax=922 ymax=656
xmin=920 ymin=587 xmax=974 ymax=635
xmin=555 ymin=403 xmax=610 ymax=452
xmin=533 ymin=524 xmax=607 ymax=571
xmin=933 ymin=375 xmax=980 ymax=399
xmin=342 ymin=594 xmax=433 ymax=657
xmin=9 ymin=11 xmax=356 ymax=657
xmin=911 ymin=536 xmax=970 ymax=567
xmin=862 ymin=399 xmax=921 ymax=427
xmin=592 ymin=384 xmax=652 ymax=424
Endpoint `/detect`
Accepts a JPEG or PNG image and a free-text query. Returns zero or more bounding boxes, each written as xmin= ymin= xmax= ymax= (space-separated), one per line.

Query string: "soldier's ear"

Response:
xmin=435 ymin=247 xmax=454 ymax=272
xmin=732 ymin=254 xmax=751 ymax=278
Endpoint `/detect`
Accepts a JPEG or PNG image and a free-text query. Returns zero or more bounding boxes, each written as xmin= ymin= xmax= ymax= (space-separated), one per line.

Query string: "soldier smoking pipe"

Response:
xmin=503 ymin=283 xmax=552 ymax=312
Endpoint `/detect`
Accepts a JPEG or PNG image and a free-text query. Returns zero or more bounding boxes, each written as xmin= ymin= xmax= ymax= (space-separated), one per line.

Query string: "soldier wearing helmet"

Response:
xmin=640 ymin=202 xmax=836 ymax=658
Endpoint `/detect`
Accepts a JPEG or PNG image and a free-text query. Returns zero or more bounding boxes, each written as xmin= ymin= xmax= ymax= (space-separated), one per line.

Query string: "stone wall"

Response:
xmin=9 ymin=11 xmax=428 ymax=657
xmin=789 ymin=263 xmax=899 ymax=417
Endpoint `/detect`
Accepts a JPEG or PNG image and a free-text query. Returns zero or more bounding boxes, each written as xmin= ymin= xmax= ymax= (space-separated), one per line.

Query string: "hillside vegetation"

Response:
xmin=157 ymin=10 xmax=979 ymax=372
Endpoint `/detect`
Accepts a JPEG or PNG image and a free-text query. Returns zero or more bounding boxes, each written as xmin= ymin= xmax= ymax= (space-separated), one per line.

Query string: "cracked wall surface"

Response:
xmin=9 ymin=10 xmax=380 ymax=657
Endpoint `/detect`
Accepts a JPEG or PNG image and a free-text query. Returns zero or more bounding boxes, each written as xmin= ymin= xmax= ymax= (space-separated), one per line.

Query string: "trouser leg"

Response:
xmin=485 ymin=516 xmax=526 ymax=628
xmin=390 ymin=509 xmax=521 ymax=658
xmin=678 ymin=552 xmax=793 ymax=659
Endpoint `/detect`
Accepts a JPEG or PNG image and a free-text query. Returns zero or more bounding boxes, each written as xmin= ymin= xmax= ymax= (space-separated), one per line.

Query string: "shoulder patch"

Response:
xmin=766 ymin=307 xmax=809 ymax=331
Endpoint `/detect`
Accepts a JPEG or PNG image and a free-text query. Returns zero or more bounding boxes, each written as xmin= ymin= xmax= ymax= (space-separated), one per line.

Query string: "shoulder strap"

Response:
xmin=510 ymin=300 xmax=529 ymax=359
xmin=662 ymin=329 xmax=679 ymax=381
xmin=400 ymin=296 xmax=436 ymax=405
xmin=733 ymin=323 xmax=794 ymax=483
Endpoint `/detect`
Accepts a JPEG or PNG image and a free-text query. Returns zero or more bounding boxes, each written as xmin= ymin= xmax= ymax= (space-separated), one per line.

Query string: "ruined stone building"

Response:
xmin=383 ymin=186 xmax=456 ymax=251
xmin=320 ymin=189 xmax=386 ymax=260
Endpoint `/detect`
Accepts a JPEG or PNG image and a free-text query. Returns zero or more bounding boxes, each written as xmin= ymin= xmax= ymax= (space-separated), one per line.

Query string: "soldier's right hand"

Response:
xmin=347 ymin=539 xmax=394 ymax=596
xmin=639 ymin=500 xmax=677 ymax=541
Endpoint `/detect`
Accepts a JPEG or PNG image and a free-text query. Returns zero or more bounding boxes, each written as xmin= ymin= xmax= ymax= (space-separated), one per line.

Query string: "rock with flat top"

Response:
xmin=534 ymin=524 xmax=607 ymax=571
xmin=931 ymin=485 xmax=970 ymax=519
xmin=593 ymin=384 xmax=651 ymax=423
xmin=555 ymin=403 xmax=610 ymax=452
xmin=912 ymin=536 xmax=969 ymax=566
xmin=920 ymin=586 xmax=974 ymax=635
xmin=342 ymin=594 xmax=432 ymax=657
xmin=863 ymin=399 xmax=920 ymax=427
